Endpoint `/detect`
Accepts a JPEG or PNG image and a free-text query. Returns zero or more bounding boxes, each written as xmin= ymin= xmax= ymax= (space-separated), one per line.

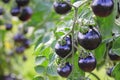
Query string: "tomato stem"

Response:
xmin=89 ymin=72 xmax=100 ymax=80
xmin=71 ymin=7 xmax=78 ymax=80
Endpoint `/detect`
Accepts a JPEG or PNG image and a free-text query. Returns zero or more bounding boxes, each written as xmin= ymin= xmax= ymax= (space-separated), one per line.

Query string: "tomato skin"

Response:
xmin=108 ymin=50 xmax=120 ymax=61
xmin=78 ymin=27 xmax=101 ymax=50
xmin=106 ymin=67 xmax=113 ymax=77
xmin=53 ymin=1 xmax=72 ymax=15
xmin=55 ymin=36 xmax=72 ymax=58
xmin=19 ymin=7 xmax=32 ymax=21
xmin=2 ymin=0 xmax=10 ymax=3
xmin=91 ymin=0 xmax=114 ymax=17
xmin=11 ymin=7 xmax=20 ymax=16
xmin=5 ymin=23 xmax=12 ymax=30
xmin=78 ymin=54 xmax=96 ymax=72
xmin=16 ymin=0 xmax=29 ymax=7
xmin=0 ymin=8 xmax=4 ymax=15
xmin=57 ymin=62 xmax=72 ymax=78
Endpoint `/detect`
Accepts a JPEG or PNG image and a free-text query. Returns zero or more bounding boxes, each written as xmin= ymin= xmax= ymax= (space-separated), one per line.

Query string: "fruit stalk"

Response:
xmin=71 ymin=7 xmax=78 ymax=80
xmin=89 ymin=72 xmax=100 ymax=80
xmin=62 ymin=0 xmax=89 ymax=39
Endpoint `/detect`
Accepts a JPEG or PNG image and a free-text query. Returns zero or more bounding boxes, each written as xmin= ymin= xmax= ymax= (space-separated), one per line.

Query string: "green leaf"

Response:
xmin=42 ymin=33 xmax=51 ymax=43
xmin=34 ymin=43 xmax=44 ymax=55
xmin=33 ymin=76 xmax=44 ymax=80
xmin=112 ymin=48 xmax=120 ymax=56
xmin=49 ymin=53 xmax=57 ymax=66
xmin=96 ymin=0 xmax=117 ymax=40
xmin=34 ymin=29 xmax=45 ymax=37
xmin=112 ymin=23 xmax=120 ymax=35
xmin=55 ymin=32 xmax=65 ymax=39
xmin=35 ymin=56 xmax=46 ymax=65
xmin=112 ymin=63 xmax=120 ymax=80
xmin=46 ymin=65 xmax=58 ymax=76
xmin=94 ymin=43 xmax=106 ymax=64
xmin=0 ymin=30 xmax=6 ymax=42
xmin=51 ymin=40 xmax=57 ymax=49
xmin=67 ymin=53 xmax=85 ymax=79
xmin=34 ymin=65 xmax=45 ymax=74
xmin=113 ymin=37 xmax=120 ymax=49
xmin=73 ymin=0 xmax=87 ymax=8
xmin=41 ymin=47 xmax=52 ymax=59
xmin=28 ymin=1 xmax=52 ymax=26
xmin=34 ymin=35 xmax=44 ymax=49
xmin=96 ymin=13 xmax=114 ymax=39
xmin=73 ymin=1 xmax=82 ymax=8
xmin=27 ymin=12 xmax=44 ymax=26
xmin=64 ymin=27 xmax=71 ymax=31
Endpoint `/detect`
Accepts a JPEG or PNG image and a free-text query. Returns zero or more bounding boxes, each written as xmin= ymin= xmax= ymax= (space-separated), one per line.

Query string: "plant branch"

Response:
xmin=71 ymin=7 xmax=78 ymax=80
xmin=89 ymin=72 xmax=100 ymax=80
xmin=64 ymin=1 xmax=77 ymax=9
xmin=60 ymin=51 xmax=73 ymax=65
xmin=62 ymin=30 xmax=72 ymax=39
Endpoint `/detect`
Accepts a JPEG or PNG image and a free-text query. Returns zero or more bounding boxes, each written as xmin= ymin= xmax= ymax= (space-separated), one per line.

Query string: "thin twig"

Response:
xmin=71 ymin=7 xmax=78 ymax=80
xmin=90 ymin=72 xmax=101 ymax=80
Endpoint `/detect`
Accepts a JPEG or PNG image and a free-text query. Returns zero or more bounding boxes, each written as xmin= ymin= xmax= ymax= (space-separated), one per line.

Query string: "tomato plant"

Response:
xmin=33 ymin=0 xmax=120 ymax=80
xmin=1 ymin=0 xmax=120 ymax=80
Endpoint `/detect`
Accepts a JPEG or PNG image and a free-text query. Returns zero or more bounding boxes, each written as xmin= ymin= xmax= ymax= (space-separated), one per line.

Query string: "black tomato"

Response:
xmin=0 ymin=7 xmax=4 ymax=15
xmin=118 ymin=2 xmax=120 ymax=14
xmin=78 ymin=53 xmax=96 ymax=72
xmin=106 ymin=67 xmax=113 ymax=77
xmin=14 ymin=33 xmax=25 ymax=42
xmin=91 ymin=0 xmax=114 ymax=17
xmin=57 ymin=62 xmax=72 ymax=78
xmin=15 ymin=46 xmax=25 ymax=54
xmin=108 ymin=50 xmax=120 ymax=61
xmin=16 ymin=0 xmax=29 ymax=7
xmin=22 ymin=39 xmax=30 ymax=48
xmin=2 ymin=0 xmax=10 ymax=3
xmin=53 ymin=1 xmax=72 ymax=15
xmin=4 ymin=75 xmax=16 ymax=80
xmin=116 ymin=2 xmax=120 ymax=19
xmin=5 ymin=23 xmax=12 ymax=30
xmin=11 ymin=7 xmax=20 ymax=16
xmin=78 ymin=26 xmax=101 ymax=50
xmin=19 ymin=7 xmax=32 ymax=21
xmin=55 ymin=36 xmax=72 ymax=58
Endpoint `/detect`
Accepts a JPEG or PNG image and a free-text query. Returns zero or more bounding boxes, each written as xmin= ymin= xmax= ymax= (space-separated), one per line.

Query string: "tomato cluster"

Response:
xmin=0 ymin=0 xmax=32 ymax=79
xmin=14 ymin=33 xmax=30 ymax=54
xmin=0 ymin=0 xmax=32 ymax=31
xmin=52 ymin=0 xmax=118 ymax=79
xmin=105 ymin=38 xmax=120 ymax=77
xmin=0 ymin=0 xmax=32 ymax=55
